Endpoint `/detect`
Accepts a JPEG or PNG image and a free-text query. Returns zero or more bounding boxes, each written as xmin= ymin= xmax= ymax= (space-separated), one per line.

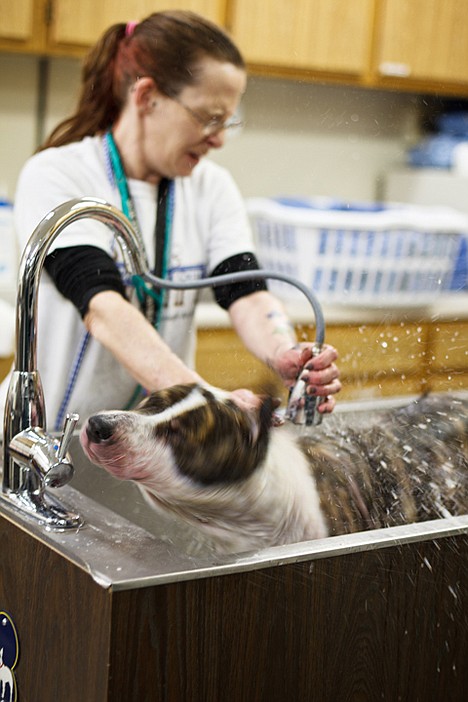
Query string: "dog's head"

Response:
xmin=80 ymin=383 xmax=277 ymax=487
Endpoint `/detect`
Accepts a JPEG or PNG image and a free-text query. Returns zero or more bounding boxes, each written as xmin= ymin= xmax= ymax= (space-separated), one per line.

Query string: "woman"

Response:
xmin=5 ymin=10 xmax=340 ymax=430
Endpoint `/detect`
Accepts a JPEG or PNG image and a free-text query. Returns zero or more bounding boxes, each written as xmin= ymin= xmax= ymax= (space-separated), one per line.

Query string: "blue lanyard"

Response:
xmin=104 ymin=131 xmax=174 ymax=326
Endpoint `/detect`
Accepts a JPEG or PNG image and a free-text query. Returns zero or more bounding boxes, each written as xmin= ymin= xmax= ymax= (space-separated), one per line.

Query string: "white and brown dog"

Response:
xmin=80 ymin=384 xmax=468 ymax=555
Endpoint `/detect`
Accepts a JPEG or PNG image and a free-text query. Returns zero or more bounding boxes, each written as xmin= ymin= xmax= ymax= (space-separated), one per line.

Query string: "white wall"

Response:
xmin=212 ymin=77 xmax=420 ymax=201
xmin=0 ymin=54 xmax=422 ymax=203
xmin=0 ymin=54 xmax=39 ymax=199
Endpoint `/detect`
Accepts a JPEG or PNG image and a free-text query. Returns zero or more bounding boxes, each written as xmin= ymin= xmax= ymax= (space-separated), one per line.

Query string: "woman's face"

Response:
xmin=141 ymin=58 xmax=247 ymax=181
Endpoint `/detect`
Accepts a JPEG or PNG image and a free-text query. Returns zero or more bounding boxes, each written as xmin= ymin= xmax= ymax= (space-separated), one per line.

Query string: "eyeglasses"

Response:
xmin=170 ymin=95 xmax=243 ymax=135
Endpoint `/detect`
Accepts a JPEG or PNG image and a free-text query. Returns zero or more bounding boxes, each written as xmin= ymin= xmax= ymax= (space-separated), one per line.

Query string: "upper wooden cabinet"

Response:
xmin=372 ymin=0 xmax=468 ymax=91
xmin=0 ymin=0 xmax=226 ymax=56
xmin=51 ymin=0 xmax=226 ymax=49
xmin=228 ymin=0 xmax=468 ymax=96
xmin=2 ymin=0 xmax=468 ymax=96
xmin=228 ymin=0 xmax=374 ymax=78
xmin=0 ymin=0 xmax=47 ymax=53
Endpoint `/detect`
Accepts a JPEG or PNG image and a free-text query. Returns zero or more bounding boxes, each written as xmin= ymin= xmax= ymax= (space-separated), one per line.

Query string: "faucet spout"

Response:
xmin=15 ymin=197 xmax=148 ymax=373
xmin=2 ymin=197 xmax=148 ymax=529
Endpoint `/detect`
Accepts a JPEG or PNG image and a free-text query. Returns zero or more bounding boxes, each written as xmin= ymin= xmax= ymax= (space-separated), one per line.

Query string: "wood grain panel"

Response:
xmin=0 ymin=0 xmax=34 ymax=40
xmin=195 ymin=327 xmax=283 ymax=393
xmin=0 ymin=0 xmax=46 ymax=52
xmin=196 ymin=322 xmax=432 ymax=401
xmin=426 ymin=371 xmax=468 ymax=394
xmin=109 ymin=535 xmax=468 ymax=701
xmin=427 ymin=321 xmax=468 ymax=371
xmin=2 ymin=495 xmax=468 ymax=699
xmin=376 ymin=0 xmax=468 ymax=84
xmin=230 ymin=0 xmax=373 ymax=74
xmin=51 ymin=0 xmax=225 ymax=47
xmin=0 ymin=355 xmax=12 ymax=382
xmin=0 ymin=515 xmax=111 ymax=702
xmin=300 ymin=321 xmax=430 ymax=377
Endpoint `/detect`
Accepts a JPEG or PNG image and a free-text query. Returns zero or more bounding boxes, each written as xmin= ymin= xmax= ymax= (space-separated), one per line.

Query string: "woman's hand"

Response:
xmin=228 ymin=387 xmax=285 ymax=426
xmin=273 ymin=343 xmax=341 ymax=414
xmin=229 ymin=387 xmax=262 ymax=411
xmin=229 ymin=343 xmax=341 ymax=417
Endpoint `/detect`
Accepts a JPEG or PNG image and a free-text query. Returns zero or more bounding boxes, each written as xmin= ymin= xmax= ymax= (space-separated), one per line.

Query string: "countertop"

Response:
xmin=195 ymin=293 xmax=468 ymax=329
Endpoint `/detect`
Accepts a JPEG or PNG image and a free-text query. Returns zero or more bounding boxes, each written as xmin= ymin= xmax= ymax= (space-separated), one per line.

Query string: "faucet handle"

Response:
xmin=57 ymin=413 xmax=79 ymax=461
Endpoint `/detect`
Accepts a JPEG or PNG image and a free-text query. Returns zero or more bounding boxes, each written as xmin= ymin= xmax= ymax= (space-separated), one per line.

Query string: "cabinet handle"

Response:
xmin=379 ymin=61 xmax=411 ymax=77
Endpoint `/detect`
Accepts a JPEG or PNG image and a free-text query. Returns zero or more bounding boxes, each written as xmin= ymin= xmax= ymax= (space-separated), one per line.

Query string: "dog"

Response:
xmin=80 ymin=384 xmax=468 ymax=555
xmin=0 ymin=647 xmax=14 ymax=702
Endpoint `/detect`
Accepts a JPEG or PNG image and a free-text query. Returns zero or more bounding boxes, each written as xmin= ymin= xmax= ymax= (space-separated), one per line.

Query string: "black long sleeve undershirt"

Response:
xmin=210 ymin=252 xmax=268 ymax=309
xmin=44 ymin=246 xmax=268 ymax=318
xmin=44 ymin=245 xmax=127 ymax=318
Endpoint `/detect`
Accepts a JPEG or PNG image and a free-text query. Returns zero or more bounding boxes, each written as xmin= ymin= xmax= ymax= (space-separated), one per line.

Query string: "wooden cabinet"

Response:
xmin=2 ymin=1 xmax=468 ymax=99
xmin=196 ymin=320 xmax=468 ymax=402
xmin=51 ymin=0 xmax=226 ymax=52
xmin=373 ymin=0 xmax=468 ymax=92
xmin=3 ymin=319 xmax=465 ymax=404
xmin=313 ymin=321 xmax=428 ymax=400
xmin=228 ymin=0 xmax=468 ymax=96
xmin=196 ymin=327 xmax=283 ymax=396
xmin=0 ymin=0 xmax=47 ymax=53
xmin=229 ymin=0 xmax=374 ymax=78
xmin=425 ymin=320 xmax=468 ymax=393
xmin=0 ymin=0 xmax=226 ymax=57
xmin=2 ymin=0 xmax=468 ymax=97
xmin=0 ymin=356 xmax=12 ymax=383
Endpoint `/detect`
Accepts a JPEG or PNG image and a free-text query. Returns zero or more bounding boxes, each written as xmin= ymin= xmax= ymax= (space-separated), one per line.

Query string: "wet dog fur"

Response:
xmin=80 ymin=384 xmax=468 ymax=555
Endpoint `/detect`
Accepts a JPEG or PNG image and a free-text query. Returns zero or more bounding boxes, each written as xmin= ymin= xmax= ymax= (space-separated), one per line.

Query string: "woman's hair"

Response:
xmin=40 ymin=10 xmax=245 ymax=150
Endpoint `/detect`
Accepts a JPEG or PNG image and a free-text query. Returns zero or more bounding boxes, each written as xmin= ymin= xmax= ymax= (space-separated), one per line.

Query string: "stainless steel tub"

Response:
xmin=1 ymin=395 xmax=468 ymax=701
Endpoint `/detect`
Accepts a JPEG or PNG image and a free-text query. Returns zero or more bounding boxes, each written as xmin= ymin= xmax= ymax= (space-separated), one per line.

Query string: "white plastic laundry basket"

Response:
xmin=247 ymin=198 xmax=467 ymax=306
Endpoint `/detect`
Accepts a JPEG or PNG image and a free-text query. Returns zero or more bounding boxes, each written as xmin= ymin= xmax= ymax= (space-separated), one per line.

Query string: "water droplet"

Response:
xmin=448 ymin=585 xmax=458 ymax=600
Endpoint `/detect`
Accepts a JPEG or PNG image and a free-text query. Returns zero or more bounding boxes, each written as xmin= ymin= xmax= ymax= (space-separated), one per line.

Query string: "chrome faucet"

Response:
xmin=1 ymin=197 xmax=147 ymax=529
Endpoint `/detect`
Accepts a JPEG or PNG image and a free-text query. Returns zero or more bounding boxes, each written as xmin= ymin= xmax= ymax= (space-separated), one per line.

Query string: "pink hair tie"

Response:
xmin=125 ymin=21 xmax=138 ymax=37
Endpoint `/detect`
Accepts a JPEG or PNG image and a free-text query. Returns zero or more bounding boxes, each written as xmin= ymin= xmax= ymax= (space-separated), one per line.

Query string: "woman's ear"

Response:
xmin=132 ymin=76 xmax=159 ymax=114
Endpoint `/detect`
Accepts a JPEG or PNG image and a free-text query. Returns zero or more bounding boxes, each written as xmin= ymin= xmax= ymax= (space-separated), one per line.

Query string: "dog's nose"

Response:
xmin=86 ymin=415 xmax=116 ymax=442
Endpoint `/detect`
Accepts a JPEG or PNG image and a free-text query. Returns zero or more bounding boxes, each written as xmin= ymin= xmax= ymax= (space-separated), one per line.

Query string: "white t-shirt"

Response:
xmin=0 ymin=136 xmax=255 ymax=429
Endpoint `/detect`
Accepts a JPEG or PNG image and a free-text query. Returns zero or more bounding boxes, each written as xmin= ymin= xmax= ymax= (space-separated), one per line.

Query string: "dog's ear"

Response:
xmin=245 ymin=394 xmax=281 ymax=445
xmin=258 ymin=395 xmax=281 ymax=432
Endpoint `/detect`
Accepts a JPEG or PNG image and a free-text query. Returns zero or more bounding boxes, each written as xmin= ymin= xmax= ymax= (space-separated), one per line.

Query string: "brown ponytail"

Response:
xmin=40 ymin=11 xmax=245 ymax=150
xmin=40 ymin=24 xmax=126 ymax=149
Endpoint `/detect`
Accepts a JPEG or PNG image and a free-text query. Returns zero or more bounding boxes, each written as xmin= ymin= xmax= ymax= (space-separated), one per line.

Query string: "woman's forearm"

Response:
xmin=228 ymin=290 xmax=297 ymax=369
xmin=229 ymin=290 xmax=341 ymax=406
xmin=84 ymin=291 xmax=203 ymax=391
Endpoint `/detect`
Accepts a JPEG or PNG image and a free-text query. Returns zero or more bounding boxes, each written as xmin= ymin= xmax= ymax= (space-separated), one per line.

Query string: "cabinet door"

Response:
xmin=49 ymin=0 xmax=226 ymax=51
xmin=229 ymin=0 xmax=374 ymax=75
xmin=375 ymin=0 xmax=468 ymax=85
xmin=0 ymin=0 xmax=46 ymax=52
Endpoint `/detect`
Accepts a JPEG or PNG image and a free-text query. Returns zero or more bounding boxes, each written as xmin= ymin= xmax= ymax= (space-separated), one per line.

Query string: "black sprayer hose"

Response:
xmin=140 ymin=269 xmax=325 ymax=347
